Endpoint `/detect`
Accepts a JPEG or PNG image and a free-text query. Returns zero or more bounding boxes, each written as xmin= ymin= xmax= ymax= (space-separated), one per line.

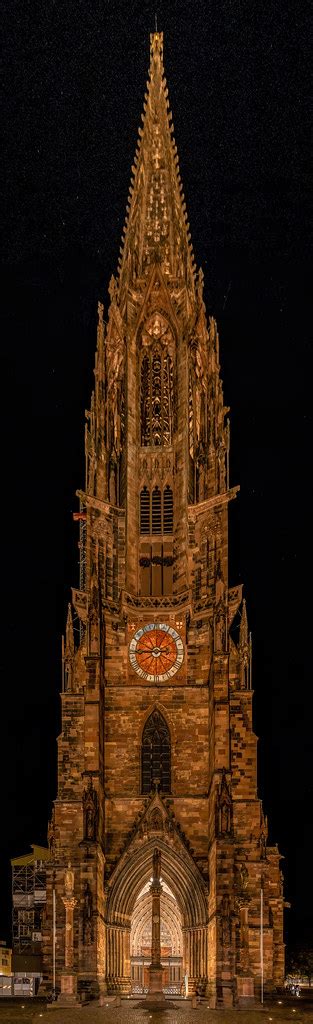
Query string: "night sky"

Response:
xmin=1 ymin=0 xmax=311 ymax=952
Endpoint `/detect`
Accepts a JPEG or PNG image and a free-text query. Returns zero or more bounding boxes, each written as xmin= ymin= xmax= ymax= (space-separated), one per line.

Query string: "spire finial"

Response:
xmin=155 ymin=12 xmax=158 ymax=32
xmin=150 ymin=28 xmax=163 ymax=65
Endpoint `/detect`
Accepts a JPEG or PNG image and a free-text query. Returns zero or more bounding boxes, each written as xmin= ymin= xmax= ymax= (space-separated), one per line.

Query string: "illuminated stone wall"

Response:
xmin=41 ymin=30 xmax=285 ymax=1007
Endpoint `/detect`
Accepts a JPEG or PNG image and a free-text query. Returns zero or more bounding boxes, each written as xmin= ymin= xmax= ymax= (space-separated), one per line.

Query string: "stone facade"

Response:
xmin=41 ymin=31 xmax=285 ymax=1007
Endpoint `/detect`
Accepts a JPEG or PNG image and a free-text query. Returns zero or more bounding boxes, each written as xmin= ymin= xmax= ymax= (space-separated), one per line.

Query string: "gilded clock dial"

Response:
xmin=129 ymin=622 xmax=184 ymax=682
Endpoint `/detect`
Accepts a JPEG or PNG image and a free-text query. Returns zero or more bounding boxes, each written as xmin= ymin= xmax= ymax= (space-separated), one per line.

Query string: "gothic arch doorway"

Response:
xmin=130 ymin=878 xmax=183 ymax=994
xmin=105 ymin=836 xmax=208 ymax=995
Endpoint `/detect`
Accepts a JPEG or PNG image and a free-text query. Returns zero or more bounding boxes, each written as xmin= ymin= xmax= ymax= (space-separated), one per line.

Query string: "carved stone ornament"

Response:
xmin=142 ymin=311 xmax=173 ymax=352
xmin=234 ymin=860 xmax=250 ymax=910
xmin=259 ymin=808 xmax=268 ymax=859
xmin=149 ymin=808 xmax=164 ymax=833
xmin=216 ymin=768 xmax=233 ymax=836
xmin=88 ymin=567 xmax=101 ymax=654
xmin=152 ymin=846 xmax=161 ymax=881
xmin=47 ymin=808 xmax=56 ymax=855
xmin=82 ymin=881 xmax=93 ymax=944
xmin=214 ymin=599 xmax=227 ymax=653
xmin=220 ymin=893 xmax=231 ymax=946
xmin=83 ymin=776 xmax=98 ymax=842
xmin=64 ymin=861 xmax=75 ymax=899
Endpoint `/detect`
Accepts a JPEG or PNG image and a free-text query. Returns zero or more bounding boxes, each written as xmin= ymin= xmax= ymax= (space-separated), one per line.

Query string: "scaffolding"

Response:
xmin=11 ymin=845 xmax=50 ymax=954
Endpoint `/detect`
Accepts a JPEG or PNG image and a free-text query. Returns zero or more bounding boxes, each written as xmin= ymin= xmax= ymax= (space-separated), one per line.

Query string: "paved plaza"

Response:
xmin=0 ymin=996 xmax=312 ymax=1024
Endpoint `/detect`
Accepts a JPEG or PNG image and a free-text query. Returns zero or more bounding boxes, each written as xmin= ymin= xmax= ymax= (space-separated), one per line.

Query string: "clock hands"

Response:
xmin=136 ymin=645 xmax=172 ymax=657
xmin=129 ymin=623 xmax=183 ymax=680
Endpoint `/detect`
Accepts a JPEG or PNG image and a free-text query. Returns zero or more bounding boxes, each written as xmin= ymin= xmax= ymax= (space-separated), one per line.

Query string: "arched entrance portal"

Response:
xmin=130 ymin=878 xmax=183 ymax=994
xmin=105 ymin=834 xmax=208 ymax=996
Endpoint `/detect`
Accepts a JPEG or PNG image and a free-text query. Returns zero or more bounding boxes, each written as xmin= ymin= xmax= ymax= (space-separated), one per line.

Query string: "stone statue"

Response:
xmin=86 ymin=806 xmax=94 ymax=839
xmin=237 ymin=862 xmax=249 ymax=892
xmin=64 ymin=861 xmax=74 ymax=898
xmin=216 ymin=769 xmax=232 ymax=836
xmin=152 ymin=847 xmax=161 ymax=880
xmin=83 ymin=776 xmax=98 ymax=842
xmin=215 ymin=603 xmax=226 ymax=653
xmin=149 ymin=809 xmax=163 ymax=833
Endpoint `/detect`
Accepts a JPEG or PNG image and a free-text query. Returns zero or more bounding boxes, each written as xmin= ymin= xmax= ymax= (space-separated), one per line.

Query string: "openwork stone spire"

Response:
xmin=44 ymin=31 xmax=285 ymax=1007
xmin=118 ymin=32 xmax=196 ymax=298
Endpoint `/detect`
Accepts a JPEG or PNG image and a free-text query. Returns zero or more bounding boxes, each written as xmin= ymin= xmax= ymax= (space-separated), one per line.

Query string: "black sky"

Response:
xmin=1 ymin=0 xmax=312 ymax=951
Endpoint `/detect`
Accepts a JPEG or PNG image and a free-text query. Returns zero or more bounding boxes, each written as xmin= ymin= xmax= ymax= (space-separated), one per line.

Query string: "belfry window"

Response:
xmin=152 ymin=487 xmax=162 ymax=533
xmin=139 ymin=486 xmax=174 ymax=535
xmin=141 ymin=710 xmax=171 ymax=793
xmin=140 ymin=487 xmax=150 ymax=534
xmin=140 ymin=348 xmax=173 ymax=446
xmin=163 ymin=485 xmax=173 ymax=533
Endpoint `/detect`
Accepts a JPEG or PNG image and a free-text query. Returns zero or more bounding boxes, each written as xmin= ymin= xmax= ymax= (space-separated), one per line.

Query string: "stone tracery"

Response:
xmin=140 ymin=315 xmax=174 ymax=447
xmin=43 ymin=28 xmax=285 ymax=1009
xmin=105 ymin=836 xmax=208 ymax=993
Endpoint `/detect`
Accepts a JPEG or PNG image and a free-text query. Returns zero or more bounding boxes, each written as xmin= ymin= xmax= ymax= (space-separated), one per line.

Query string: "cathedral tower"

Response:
xmin=42 ymin=32 xmax=285 ymax=1006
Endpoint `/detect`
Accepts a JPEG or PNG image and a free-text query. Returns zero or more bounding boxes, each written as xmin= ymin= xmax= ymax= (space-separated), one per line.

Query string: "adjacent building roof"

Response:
xmin=11 ymin=845 xmax=50 ymax=867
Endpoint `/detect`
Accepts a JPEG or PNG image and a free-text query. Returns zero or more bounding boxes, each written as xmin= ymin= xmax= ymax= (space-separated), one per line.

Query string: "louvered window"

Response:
xmin=140 ymin=487 xmax=150 ymax=534
xmin=141 ymin=710 xmax=171 ymax=794
xmin=140 ymin=486 xmax=174 ymax=535
xmin=163 ymin=485 xmax=173 ymax=533
xmin=152 ymin=487 xmax=162 ymax=534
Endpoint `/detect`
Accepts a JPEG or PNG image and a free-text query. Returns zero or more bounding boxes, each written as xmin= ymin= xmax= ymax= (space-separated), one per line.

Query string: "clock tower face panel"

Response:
xmin=128 ymin=620 xmax=185 ymax=683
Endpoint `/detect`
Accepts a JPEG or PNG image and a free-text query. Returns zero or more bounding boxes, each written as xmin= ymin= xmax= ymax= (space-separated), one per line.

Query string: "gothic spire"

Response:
xmin=239 ymin=598 xmax=251 ymax=689
xmin=65 ymin=602 xmax=75 ymax=660
xmin=239 ymin=598 xmax=248 ymax=650
xmin=117 ymin=32 xmax=196 ymax=298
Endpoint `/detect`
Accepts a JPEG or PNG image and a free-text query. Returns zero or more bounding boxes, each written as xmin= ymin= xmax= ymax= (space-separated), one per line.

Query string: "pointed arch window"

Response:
xmin=163 ymin=485 xmax=173 ymax=533
xmin=140 ymin=347 xmax=173 ymax=446
xmin=152 ymin=486 xmax=162 ymax=534
xmin=140 ymin=487 xmax=150 ymax=534
xmin=141 ymin=710 xmax=171 ymax=793
xmin=139 ymin=486 xmax=173 ymax=536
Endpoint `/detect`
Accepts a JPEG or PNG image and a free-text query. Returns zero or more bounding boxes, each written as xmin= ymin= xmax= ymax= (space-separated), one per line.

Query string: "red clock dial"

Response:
xmin=129 ymin=622 xmax=184 ymax=682
xmin=136 ymin=627 xmax=176 ymax=676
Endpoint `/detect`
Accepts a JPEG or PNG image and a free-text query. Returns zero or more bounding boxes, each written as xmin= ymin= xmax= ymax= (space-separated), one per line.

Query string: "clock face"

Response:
xmin=129 ymin=622 xmax=184 ymax=682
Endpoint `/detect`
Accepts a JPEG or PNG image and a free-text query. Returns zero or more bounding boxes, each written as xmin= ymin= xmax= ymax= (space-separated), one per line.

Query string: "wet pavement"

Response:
xmin=0 ymin=995 xmax=312 ymax=1024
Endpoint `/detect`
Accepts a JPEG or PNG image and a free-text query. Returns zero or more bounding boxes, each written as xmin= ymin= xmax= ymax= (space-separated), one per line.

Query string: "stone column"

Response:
xmin=146 ymin=847 xmax=166 ymax=1004
xmin=58 ymin=863 xmax=79 ymax=1005
xmin=63 ymin=896 xmax=77 ymax=969
xmin=240 ymin=906 xmax=249 ymax=974
xmin=151 ymin=885 xmax=161 ymax=968
xmin=236 ymin=899 xmax=254 ymax=1005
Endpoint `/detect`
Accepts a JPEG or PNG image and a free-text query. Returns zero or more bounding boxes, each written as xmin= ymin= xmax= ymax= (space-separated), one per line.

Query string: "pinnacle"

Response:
xmin=65 ymin=602 xmax=75 ymax=658
xmin=116 ymin=32 xmax=196 ymax=299
xmin=239 ymin=597 xmax=249 ymax=648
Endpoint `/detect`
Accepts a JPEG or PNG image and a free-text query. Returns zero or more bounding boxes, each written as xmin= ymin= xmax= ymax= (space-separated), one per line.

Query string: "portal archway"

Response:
xmin=130 ymin=878 xmax=183 ymax=993
xmin=105 ymin=836 xmax=208 ymax=995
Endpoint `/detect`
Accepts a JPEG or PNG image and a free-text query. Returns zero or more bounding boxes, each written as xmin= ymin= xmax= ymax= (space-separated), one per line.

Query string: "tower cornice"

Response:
xmin=187 ymin=485 xmax=240 ymax=520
